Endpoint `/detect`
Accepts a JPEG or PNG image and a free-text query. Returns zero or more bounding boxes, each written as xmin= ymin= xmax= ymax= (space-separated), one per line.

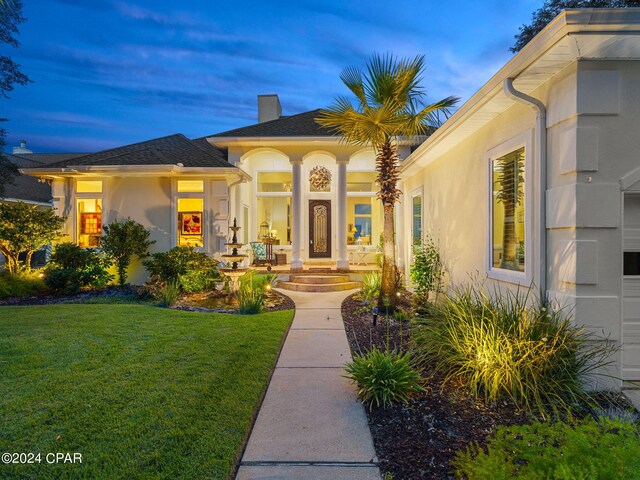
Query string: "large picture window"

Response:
xmin=491 ymin=147 xmax=525 ymax=273
xmin=347 ymin=196 xmax=381 ymax=246
xmin=76 ymin=180 xmax=103 ymax=248
xmin=176 ymin=180 xmax=205 ymax=248
xmin=77 ymin=198 xmax=102 ymax=248
xmin=177 ymin=198 xmax=204 ymax=247
xmin=256 ymin=171 xmax=292 ymax=245
xmin=257 ymin=197 xmax=291 ymax=245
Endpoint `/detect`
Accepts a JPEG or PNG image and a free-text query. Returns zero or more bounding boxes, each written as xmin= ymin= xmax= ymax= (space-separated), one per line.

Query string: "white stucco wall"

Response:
xmin=52 ymin=176 xmax=230 ymax=285
xmin=401 ymin=59 xmax=640 ymax=386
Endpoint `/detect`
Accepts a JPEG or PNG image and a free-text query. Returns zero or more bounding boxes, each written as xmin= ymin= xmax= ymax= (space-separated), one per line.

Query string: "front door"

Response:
xmin=309 ymin=200 xmax=331 ymax=258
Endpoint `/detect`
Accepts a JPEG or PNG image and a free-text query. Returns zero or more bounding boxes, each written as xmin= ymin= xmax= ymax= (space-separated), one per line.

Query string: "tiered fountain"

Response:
xmin=220 ymin=218 xmax=250 ymax=293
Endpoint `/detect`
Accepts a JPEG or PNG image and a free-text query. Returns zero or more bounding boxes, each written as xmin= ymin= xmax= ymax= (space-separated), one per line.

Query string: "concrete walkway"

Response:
xmin=236 ymin=289 xmax=381 ymax=480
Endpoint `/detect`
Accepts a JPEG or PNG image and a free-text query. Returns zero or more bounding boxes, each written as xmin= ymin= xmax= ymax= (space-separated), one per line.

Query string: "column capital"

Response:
xmin=289 ymin=158 xmax=303 ymax=165
xmin=336 ymin=157 xmax=350 ymax=165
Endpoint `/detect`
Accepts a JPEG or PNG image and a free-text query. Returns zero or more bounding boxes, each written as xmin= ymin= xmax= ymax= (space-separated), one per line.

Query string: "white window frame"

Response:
xmin=73 ymin=178 xmax=105 ymax=248
xmin=486 ymin=130 xmax=533 ymax=286
xmin=171 ymin=178 xmax=208 ymax=251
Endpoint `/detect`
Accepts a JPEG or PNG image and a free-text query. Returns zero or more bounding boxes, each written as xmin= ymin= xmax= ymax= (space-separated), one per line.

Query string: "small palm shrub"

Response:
xmin=44 ymin=243 xmax=113 ymax=293
xmin=156 ymin=281 xmax=180 ymax=307
xmin=360 ymin=271 xmax=382 ymax=303
xmin=453 ymin=418 xmax=640 ymax=480
xmin=409 ymin=235 xmax=444 ymax=300
xmin=236 ymin=284 xmax=265 ymax=314
xmin=413 ymin=283 xmax=616 ymax=416
xmin=344 ymin=348 xmax=424 ymax=410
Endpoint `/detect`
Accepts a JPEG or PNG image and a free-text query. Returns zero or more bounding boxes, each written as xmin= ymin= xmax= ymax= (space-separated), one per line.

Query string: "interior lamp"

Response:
xmin=259 ymin=221 xmax=269 ymax=238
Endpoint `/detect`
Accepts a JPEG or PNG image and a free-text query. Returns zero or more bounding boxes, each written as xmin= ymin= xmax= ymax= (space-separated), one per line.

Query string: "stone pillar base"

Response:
xmin=290 ymin=260 xmax=304 ymax=271
xmin=336 ymin=259 xmax=350 ymax=270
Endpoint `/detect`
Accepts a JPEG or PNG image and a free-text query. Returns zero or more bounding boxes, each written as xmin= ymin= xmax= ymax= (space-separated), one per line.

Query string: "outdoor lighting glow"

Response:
xmin=38 ymin=273 xmax=44 ymax=278
xmin=265 ymin=284 xmax=272 ymax=290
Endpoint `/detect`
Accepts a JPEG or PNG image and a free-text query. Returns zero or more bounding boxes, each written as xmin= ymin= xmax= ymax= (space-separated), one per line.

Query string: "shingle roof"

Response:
xmin=43 ymin=134 xmax=233 ymax=168
xmin=3 ymin=154 xmax=54 ymax=203
xmin=14 ymin=153 xmax=89 ymax=165
xmin=210 ymin=109 xmax=335 ymax=138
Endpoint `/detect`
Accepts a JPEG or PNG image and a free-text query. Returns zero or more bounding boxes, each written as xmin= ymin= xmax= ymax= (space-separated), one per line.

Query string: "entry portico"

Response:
xmin=209 ymin=99 xmax=414 ymax=271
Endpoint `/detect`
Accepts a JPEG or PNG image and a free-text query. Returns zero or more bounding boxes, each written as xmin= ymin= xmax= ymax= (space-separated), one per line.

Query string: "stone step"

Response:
xmin=279 ymin=281 xmax=362 ymax=292
xmin=289 ymin=274 xmax=351 ymax=284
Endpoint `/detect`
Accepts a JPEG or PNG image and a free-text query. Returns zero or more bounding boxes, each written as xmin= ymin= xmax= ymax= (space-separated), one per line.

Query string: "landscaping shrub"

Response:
xmin=101 ymin=218 xmax=154 ymax=286
xmin=0 ymin=270 xmax=48 ymax=299
xmin=143 ymin=246 xmax=219 ymax=292
xmin=0 ymin=201 xmax=65 ymax=273
xmin=453 ymin=418 xmax=640 ymax=480
xmin=344 ymin=348 xmax=424 ymax=410
xmin=156 ymin=280 xmax=180 ymax=307
xmin=236 ymin=284 xmax=265 ymax=314
xmin=44 ymin=243 xmax=113 ymax=293
xmin=361 ymin=271 xmax=382 ymax=303
xmin=413 ymin=282 xmax=616 ymax=416
xmin=409 ymin=235 xmax=444 ymax=300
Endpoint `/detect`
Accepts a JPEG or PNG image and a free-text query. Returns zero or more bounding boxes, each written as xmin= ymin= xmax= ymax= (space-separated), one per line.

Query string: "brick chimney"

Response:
xmin=258 ymin=94 xmax=282 ymax=123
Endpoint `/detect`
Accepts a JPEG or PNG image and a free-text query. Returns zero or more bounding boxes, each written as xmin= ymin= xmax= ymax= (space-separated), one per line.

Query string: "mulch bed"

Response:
xmin=0 ymin=285 xmax=141 ymax=306
xmin=0 ymin=286 xmax=295 ymax=314
xmin=341 ymin=293 xmax=635 ymax=480
xmin=174 ymin=290 xmax=294 ymax=313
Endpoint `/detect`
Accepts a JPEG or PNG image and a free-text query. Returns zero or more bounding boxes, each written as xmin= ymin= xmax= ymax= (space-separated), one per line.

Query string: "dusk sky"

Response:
xmin=3 ymin=0 xmax=539 ymax=153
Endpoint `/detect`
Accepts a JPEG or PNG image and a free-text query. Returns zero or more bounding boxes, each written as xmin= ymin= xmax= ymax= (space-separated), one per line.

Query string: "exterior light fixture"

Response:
xmin=372 ymin=307 xmax=378 ymax=326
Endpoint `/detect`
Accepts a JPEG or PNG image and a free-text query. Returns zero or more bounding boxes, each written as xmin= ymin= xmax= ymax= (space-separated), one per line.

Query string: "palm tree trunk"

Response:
xmin=501 ymin=200 xmax=516 ymax=269
xmin=376 ymin=140 xmax=400 ymax=312
xmin=379 ymin=202 xmax=397 ymax=311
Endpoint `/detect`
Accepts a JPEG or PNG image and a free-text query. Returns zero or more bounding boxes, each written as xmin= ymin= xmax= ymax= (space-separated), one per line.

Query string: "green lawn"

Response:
xmin=0 ymin=304 xmax=294 ymax=479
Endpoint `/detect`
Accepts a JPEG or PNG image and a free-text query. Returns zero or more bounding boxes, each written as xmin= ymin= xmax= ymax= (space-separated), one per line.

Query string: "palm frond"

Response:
xmin=340 ymin=66 xmax=368 ymax=107
xmin=316 ymin=53 xmax=458 ymax=148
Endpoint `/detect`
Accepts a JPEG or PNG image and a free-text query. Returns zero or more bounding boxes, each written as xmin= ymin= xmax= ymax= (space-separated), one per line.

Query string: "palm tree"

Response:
xmin=494 ymin=149 xmax=525 ymax=270
xmin=317 ymin=54 xmax=458 ymax=310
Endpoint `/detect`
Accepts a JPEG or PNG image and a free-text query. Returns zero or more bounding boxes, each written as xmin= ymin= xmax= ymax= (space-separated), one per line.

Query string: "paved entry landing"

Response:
xmin=235 ymin=289 xmax=381 ymax=480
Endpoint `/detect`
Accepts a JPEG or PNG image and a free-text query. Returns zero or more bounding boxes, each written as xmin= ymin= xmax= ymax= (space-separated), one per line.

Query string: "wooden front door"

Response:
xmin=309 ymin=200 xmax=331 ymax=258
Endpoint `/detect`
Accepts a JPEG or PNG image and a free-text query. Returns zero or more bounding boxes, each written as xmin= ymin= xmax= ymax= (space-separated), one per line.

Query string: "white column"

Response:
xmin=290 ymin=158 xmax=303 ymax=271
xmin=396 ymin=179 xmax=406 ymax=274
xmin=336 ymin=158 xmax=349 ymax=270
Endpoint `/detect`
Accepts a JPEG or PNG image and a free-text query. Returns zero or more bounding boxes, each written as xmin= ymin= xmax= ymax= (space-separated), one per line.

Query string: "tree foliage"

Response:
xmin=0 ymin=125 xmax=19 ymax=198
xmin=101 ymin=218 xmax=155 ymax=286
xmin=0 ymin=0 xmax=31 ymax=98
xmin=317 ymin=54 xmax=458 ymax=310
xmin=0 ymin=202 xmax=66 ymax=273
xmin=512 ymin=0 xmax=640 ymax=52
xmin=0 ymin=0 xmax=32 ymax=197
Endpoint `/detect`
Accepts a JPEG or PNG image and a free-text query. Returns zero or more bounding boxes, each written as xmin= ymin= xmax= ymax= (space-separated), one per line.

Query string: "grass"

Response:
xmin=0 ymin=304 xmax=294 ymax=479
